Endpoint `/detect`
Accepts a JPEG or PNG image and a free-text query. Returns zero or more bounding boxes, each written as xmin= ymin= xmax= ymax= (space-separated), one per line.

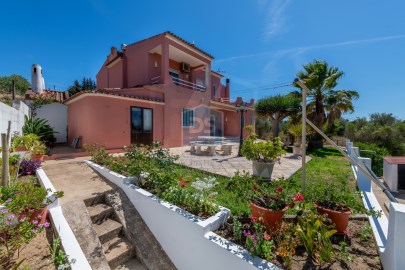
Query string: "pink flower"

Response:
xmin=243 ymin=230 xmax=251 ymax=237
xmin=276 ymin=186 xmax=283 ymax=193
xmin=32 ymin=229 xmax=38 ymax=234
xmin=7 ymin=214 xmax=15 ymax=220
xmin=1 ymin=208 xmax=8 ymax=214
xmin=5 ymin=198 xmax=12 ymax=203
xmin=264 ymin=234 xmax=271 ymax=241
xmin=43 ymin=221 xmax=50 ymax=228
xmin=293 ymin=193 xmax=304 ymax=202
xmin=32 ymin=220 xmax=38 ymax=225
xmin=343 ymin=230 xmax=348 ymax=235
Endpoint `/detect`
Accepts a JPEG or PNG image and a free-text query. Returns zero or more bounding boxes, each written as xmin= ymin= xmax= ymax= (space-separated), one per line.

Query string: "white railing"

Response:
xmin=171 ymin=76 xmax=206 ymax=91
xmin=346 ymin=140 xmax=405 ymax=270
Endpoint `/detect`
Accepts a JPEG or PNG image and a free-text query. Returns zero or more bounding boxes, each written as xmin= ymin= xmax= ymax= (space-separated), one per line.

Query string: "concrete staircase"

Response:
xmin=85 ymin=196 xmax=146 ymax=270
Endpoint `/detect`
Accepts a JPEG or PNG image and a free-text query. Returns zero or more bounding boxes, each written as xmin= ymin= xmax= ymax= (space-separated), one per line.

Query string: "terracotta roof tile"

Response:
xmin=63 ymin=90 xmax=164 ymax=104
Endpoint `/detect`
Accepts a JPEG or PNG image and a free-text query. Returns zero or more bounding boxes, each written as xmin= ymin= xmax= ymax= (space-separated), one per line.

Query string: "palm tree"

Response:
xmin=295 ymin=60 xmax=359 ymax=147
xmin=325 ymin=90 xmax=359 ymax=130
xmin=255 ymin=94 xmax=301 ymax=139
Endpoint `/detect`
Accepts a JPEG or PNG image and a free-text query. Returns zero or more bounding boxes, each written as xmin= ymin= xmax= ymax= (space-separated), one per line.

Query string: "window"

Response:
xmin=182 ymin=108 xmax=195 ymax=127
xmin=195 ymin=78 xmax=205 ymax=91
xmin=212 ymin=84 xmax=217 ymax=97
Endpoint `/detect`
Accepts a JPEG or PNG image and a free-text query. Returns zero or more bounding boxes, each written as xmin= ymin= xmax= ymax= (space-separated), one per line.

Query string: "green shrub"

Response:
xmin=355 ymin=142 xmax=390 ymax=176
xmin=22 ymin=116 xmax=56 ymax=144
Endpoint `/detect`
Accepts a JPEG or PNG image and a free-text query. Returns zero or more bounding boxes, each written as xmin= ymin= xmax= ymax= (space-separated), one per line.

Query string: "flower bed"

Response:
xmin=86 ymin=143 xmax=225 ymax=219
xmin=215 ymin=218 xmax=381 ymax=270
xmin=86 ymin=144 xmax=381 ymax=269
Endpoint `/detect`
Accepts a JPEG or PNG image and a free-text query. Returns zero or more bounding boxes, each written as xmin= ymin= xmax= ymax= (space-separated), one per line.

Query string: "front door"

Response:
xmin=131 ymin=107 xmax=153 ymax=145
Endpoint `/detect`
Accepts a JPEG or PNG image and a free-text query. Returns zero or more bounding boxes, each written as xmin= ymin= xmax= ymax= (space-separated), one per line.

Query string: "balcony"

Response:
xmin=149 ymin=75 xmax=206 ymax=91
xmin=171 ymin=76 xmax=206 ymax=91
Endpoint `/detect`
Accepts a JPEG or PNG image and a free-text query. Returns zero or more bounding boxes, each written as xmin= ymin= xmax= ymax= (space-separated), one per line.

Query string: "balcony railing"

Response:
xmin=150 ymin=76 xmax=161 ymax=84
xmin=171 ymin=76 xmax=206 ymax=92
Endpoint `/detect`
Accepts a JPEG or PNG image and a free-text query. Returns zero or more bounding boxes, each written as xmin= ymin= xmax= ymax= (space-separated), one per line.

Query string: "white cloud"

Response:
xmin=216 ymin=34 xmax=405 ymax=64
xmin=262 ymin=0 xmax=291 ymax=40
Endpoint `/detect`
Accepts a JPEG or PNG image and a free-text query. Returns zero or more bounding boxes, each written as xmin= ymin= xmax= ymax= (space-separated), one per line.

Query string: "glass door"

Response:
xmin=131 ymin=107 xmax=153 ymax=145
xmin=209 ymin=115 xmax=216 ymax=136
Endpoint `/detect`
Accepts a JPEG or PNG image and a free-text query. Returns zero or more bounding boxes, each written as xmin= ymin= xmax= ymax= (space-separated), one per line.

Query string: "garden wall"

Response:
xmin=35 ymin=103 xmax=67 ymax=143
xmin=0 ymin=100 xmax=30 ymax=138
xmin=347 ymin=140 xmax=405 ymax=270
xmin=86 ymin=160 xmax=280 ymax=270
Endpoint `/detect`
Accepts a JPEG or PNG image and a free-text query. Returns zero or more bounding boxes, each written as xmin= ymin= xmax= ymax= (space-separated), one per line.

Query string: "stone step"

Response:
xmin=113 ymin=257 xmax=147 ymax=270
xmin=84 ymin=194 xmax=106 ymax=207
xmin=87 ymin=203 xmax=114 ymax=223
xmin=102 ymin=237 xmax=135 ymax=270
xmin=94 ymin=218 xmax=123 ymax=244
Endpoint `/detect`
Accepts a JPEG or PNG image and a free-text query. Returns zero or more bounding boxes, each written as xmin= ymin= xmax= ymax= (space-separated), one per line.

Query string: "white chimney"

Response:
xmin=31 ymin=64 xmax=44 ymax=94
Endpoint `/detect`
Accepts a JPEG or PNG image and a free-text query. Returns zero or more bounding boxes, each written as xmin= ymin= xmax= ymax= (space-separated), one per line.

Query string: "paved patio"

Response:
xmin=169 ymin=144 xmax=311 ymax=179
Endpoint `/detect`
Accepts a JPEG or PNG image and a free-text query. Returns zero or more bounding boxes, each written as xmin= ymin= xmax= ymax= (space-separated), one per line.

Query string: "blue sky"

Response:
xmin=1 ymin=0 xmax=405 ymax=120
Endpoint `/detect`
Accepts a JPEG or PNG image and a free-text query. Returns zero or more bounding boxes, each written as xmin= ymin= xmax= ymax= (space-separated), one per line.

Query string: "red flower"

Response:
xmin=178 ymin=180 xmax=190 ymax=188
xmin=251 ymin=216 xmax=258 ymax=222
xmin=276 ymin=186 xmax=283 ymax=193
xmin=293 ymin=193 xmax=304 ymax=202
xmin=264 ymin=234 xmax=271 ymax=241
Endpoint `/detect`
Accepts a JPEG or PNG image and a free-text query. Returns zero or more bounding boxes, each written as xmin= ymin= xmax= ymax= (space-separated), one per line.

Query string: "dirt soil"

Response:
xmin=215 ymin=219 xmax=381 ymax=270
xmin=18 ymin=227 xmax=55 ymax=270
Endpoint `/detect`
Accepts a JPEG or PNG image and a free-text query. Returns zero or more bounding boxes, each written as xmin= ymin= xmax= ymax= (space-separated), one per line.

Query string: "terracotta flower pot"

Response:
xmin=250 ymin=201 xmax=288 ymax=232
xmin=14 ymin=146 xmax=28 ymax=152
xmin=31 ymin=154 xmax=44 ymax=162
xmin=18 ymin=206 xmax=48 ymax=225
xmin=315 ymin=204 xmax=351 ymax=233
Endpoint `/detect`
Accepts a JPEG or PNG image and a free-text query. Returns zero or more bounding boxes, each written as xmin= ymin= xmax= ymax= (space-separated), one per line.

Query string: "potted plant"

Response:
xmin=249 ymin=183 xmax=304 ymax=231
xmin=288 ymin=123 xmax=313 ymax=156
xmin=29 ymin=141 xmax=47 ymax=162
xmin=306 ymin=181 xmax=368 ymax=233
xmin=0 ymin=178 xmax=63 ymax=269
xmin=241 ymin=134 xmax=286 ymax=179
xmin=11 ymin=133 xmax=40 ymax=152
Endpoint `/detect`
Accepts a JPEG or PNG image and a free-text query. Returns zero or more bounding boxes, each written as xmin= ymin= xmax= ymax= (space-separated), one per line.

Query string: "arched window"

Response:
xmin=34 ymin=68 xmax=36 ymax=73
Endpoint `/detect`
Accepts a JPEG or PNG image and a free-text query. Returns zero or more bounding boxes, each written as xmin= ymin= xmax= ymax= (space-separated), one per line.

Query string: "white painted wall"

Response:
xmin=86 ymin=161 xmax=279 ymax=270
xmin=347 ymin=140 xmax=405 ymax=270
xmin=36 ymin=103 xmax=67 ymax=143
xmin=0 ymin=100 xmax=30 ymax=139
xmin=384 ymin=161 xmax=398 ymax=192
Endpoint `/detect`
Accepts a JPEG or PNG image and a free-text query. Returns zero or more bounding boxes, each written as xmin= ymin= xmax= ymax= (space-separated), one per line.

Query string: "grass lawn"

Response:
xmin=171 ymin=147 xmax=361 ymax=217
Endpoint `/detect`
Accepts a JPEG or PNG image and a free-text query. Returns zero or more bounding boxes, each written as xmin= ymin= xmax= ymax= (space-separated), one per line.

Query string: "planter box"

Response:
xmin=86 ymin=160 xmax=280 ymax=270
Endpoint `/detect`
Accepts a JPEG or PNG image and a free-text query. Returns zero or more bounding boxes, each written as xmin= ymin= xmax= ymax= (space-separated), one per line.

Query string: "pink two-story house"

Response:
xmin=65 ymin=32 xmax=254 ymax=148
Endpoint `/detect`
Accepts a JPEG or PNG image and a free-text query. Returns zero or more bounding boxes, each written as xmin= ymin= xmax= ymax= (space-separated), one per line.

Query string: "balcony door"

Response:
xmin=130 ymin=107 xmax=153 ymax=145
